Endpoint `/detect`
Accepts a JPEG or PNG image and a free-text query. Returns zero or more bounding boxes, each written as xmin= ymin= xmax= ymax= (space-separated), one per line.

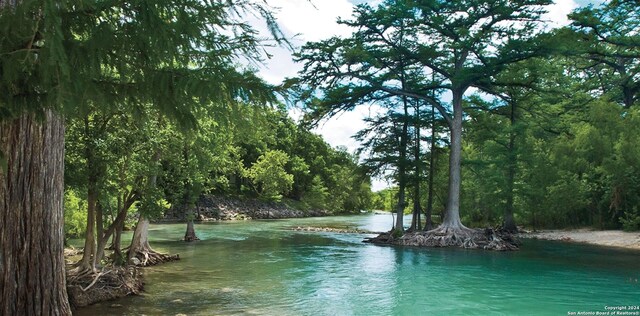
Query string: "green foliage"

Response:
xmin=371 ymin=188 xmax=397 ymax=211
xmin=45 ymin=0 xmax=640 ymax=246
xmin=568 ymin=0 xmax=640 ymax=108
xmin=304 ymin=176 xmax=329 ymax=210
xmin=245 ymin=150 xmax=294 ymax=201
xmin=64 ymin=189 xmax=86 ymax=238
xmin=620 ymin=209 xmax=640 ymax=232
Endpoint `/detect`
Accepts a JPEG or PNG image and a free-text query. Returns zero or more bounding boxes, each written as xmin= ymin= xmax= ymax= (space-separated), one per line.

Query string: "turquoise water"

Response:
xmin=77 ymin=215 xmax=640 ymax=315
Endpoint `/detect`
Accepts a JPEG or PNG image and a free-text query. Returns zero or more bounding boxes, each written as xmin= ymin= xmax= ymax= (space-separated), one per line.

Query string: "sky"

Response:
xmin=253 ymin=0 xmax=583 ymax=191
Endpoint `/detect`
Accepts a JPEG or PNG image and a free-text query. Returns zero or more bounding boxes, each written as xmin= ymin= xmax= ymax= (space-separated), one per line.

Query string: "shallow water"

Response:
xmin=77 ymin=215 xmax=640 ymax=315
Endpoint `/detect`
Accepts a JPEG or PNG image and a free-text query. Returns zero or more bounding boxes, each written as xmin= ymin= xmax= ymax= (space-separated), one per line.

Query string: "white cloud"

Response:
xmin=256 ymin=0 xmax=356 ymax=85
xmin=257 ymin=2 xmax=392 ymax=188
xmin=543 ymin=0 xmax=578 ymax=28
xmin=312 ymin=104 xmax=383 ymax=152
xmin=268 ymin=0 xmax=354 ymax=42
xmin=312 ymin=104 xmax=389 ymax=192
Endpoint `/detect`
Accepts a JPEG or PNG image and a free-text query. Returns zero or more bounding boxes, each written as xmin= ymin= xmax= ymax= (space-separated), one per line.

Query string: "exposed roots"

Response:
xmin=364 ymin=226 xmax=520 ymax=251
xmin=128 ymin=249 xmax=180 ymax=267
xmin=291 ymin=226 xmax=381 ymax=234
xmin=184 ymin=235 xmax=200 ymax=242
xmin=67 ymin=266 xmax=143 ymax=308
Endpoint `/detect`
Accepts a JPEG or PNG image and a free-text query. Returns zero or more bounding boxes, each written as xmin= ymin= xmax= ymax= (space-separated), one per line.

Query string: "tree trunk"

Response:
xmin=184 ymin=216 xmax=199 ymax=242
xmin=503 ymin=100 xmax=518 ymax=233
xmin=395 ymin=169 xmax=407 ymax=232
xmin=79 ymin=182 xmax=97 ymax=271
xmin=395 ymin=96 xmax=410 ymax=232
xmin=96 ymin=194 xmax=136 ymax=265
xmin=128 ymin=215 xmax=152 ymax=263
xmin=96 ymin=200 xmax=104 ymax=259
xmin=79 ymin=116 xmax=98 ymax=271
xmin=127 ymin=150 xmax=178 ymax=266
xmin=411 ymin=101 xmax=422 ymax=231
xmin=127 ymin=215 xmax=178 ymax=266
xmin=112 ymin=219 xmax=124 ymax=265
xmin=182 ymin=146 xmax=199 ymax=242
xmin=424 ymin=104 xmax=436 ymax=231
xmin=439 ymin=90 xmax=466 ymax=230
xmin=0 ymin=110 xmax=72 ymax=315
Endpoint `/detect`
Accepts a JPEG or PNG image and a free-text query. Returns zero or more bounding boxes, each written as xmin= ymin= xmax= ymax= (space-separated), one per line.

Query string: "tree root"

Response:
xmin=128 ymin=249 xmax=180 ymax=267
xmin=67 ymin=266 xmax=143 ymax=308
xmin=184 ymin=234 xmax=200 ymax=242
xmin=364 ymin=226 xmax=520 ymax=251
xmin=292 ymin=226 xmax=381 ymax=234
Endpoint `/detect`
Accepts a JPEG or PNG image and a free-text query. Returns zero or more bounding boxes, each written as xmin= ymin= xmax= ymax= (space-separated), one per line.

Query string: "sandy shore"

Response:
xmin=520 ymin=229 xmax=640 ymax=250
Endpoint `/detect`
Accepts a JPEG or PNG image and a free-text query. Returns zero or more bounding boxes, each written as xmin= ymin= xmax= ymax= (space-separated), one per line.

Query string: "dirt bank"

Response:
xmin=520 ymin=229 xmax=640 ymax=250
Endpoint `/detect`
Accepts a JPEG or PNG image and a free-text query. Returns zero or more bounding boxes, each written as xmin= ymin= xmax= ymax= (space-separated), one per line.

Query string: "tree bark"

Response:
xmin=96 ymin=200 xmax=104 ymax=258
xmin=184 ymin=215 xmax=199 ymax=242
xmin=126 ymin=150 xmax=178 ymax=266
xmin=410 ymin=101 xmax=422 ymax=231
xmin=0 ymin=110 xmax=72 ymax=315
xmin=112 ymin=218 xmax=124 ymax=265
xmin=503 ymin=100 xmax=518 ymax=232
xmin=127 ymin=214 xmax=179 ymax=266
xmin=424 ymin=104 xmax=436 ymax=231
xmin=395 ymin=96 xmax=410 ymax=232
xmin=79 ymin=182 xmax=97 ymax=271
xmin=78 ymin=116 xmax=98 ymax=271
xmin=128 ymin=215 xmax=152 ymax=263
xmin=440 ymin=90 xmax=466 ymax=230
xmin=182 ymin=146 xmax=199 ymax=242
xmin=95 ymin=193 xmax=137 ymax=264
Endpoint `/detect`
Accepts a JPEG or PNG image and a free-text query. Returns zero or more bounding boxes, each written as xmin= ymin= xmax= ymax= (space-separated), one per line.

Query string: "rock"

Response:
xmin=129 ymin=257 xmax=141 ymax=266
xmin=162 ymin=195 xmax=331 ymax=222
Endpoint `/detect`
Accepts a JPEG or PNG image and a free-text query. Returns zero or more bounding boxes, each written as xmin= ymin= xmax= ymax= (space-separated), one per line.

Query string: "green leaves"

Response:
xmin=567 ymin=0 xmax=640 ymax=108
xmin=245 ymin=150 xmax=294 ymax=201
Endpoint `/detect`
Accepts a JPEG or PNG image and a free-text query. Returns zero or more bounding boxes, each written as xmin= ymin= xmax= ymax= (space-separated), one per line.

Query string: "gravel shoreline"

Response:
xmin=519 ymin=229 xmax=640 ymax=250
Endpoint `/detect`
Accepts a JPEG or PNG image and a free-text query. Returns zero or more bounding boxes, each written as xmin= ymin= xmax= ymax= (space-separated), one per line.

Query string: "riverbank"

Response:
xmin=162 ymin=195 xmax=330 ymax=221
xmin=75 ymin=215 xmax=640 ymax=315
xmin=519 ymin=229 xmax=640 ymax=250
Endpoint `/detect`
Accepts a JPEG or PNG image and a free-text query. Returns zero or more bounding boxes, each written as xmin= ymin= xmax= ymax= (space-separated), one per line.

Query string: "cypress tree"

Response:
xmin=0 ymin=0 xmax=283 ymax=313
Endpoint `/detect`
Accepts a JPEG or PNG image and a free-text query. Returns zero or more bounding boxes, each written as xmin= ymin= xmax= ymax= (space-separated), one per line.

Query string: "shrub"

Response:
xmin=64 ymin=189 xmax=86 ymax=238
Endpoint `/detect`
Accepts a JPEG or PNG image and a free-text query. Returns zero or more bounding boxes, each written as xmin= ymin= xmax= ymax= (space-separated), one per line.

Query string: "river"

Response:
xmin=77 ymin=214 xmax=640 ymax=315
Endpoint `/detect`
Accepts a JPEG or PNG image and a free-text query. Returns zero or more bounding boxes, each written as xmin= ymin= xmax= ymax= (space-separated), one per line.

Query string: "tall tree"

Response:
xmin=355 ymin=105 xmax=411 ymax=231
xmin=409 ymin=100 xmax=423 ymax=231
xmin=294 ymin=0 xmax=551 ymax=243
xmin=424 ymin=104 xmax=442 ymax=231
xmin=1 ymin=0 xmax=284 ymax=312
xmin=1 ymin=0 xmax=71 ymax=314
xmin=1 ymin=112 xmax=71 ymax=315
